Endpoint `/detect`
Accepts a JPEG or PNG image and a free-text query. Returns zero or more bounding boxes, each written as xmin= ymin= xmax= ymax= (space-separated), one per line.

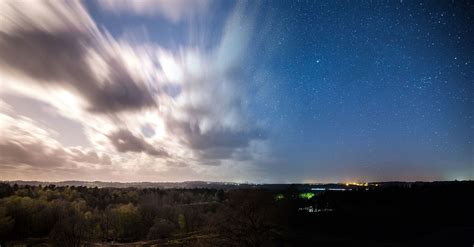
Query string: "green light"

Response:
xmin=299 ymin=192 xmax=315 ymax=200
xmin=275 ymin=194 xmax=285 ymax=201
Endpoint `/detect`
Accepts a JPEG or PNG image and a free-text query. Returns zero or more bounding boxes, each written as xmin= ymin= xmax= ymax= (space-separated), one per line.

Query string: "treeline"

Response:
xmin=0 ymin=182 xmax=473 ymax=246
xmin=0 ymin=184 xmax=293 ymax=246
xmin=0 ymin=184 xmax=220 ymax=245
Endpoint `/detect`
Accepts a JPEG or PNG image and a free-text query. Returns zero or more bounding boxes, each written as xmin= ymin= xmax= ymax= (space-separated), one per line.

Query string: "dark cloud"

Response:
xmin=202 ymin=159 xmax=221 ymax=166
xmin=165 ymin=160 xmax=188 ymax=167
xmin=0 ymin=7 xmax=155 ymax=114
xmin=0 ymin=140 xmax=68 ymax=168
xmin=166 ymin=117 xmax=265 ymax=159
xmin=197 ymin=147 xmax=235 ymax=160
xmin=189 ymin=129 xmax=264 ymax=150
xmin=0 ymin=140 xmax=112 ymax=168
xmin=108 ymin=129 xmax=168 ymax=157
xmin=69 ymin=148 xmax=112 ymax=165
xmin=168 ymin=118 xmax=265 ymax=149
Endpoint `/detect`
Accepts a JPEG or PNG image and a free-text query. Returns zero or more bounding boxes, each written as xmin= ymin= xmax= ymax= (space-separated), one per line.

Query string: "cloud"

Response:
xmin=108 ymin=129 xmax=168 ymax=157
xmin=97 ymin=0 xmax=210 ymax=23
xmin=0 ymin=1 xmax=156 ymax=114
xmin=0 ymin=108 xmax=112 ymax=169
xmin=165 ymin=115 xmax=265 ymax=159
xmin=0 ymin=141 xmax=112 ymax=168
xmin=0 ymin=0 xmax=270 ymax=181
xmin=156 ymin=5 xmax=267 ymax=161
xmin=0 ymin=140 xmax=68 ymax=168
xmin=69 ymin=148 xmax=112 ymax=166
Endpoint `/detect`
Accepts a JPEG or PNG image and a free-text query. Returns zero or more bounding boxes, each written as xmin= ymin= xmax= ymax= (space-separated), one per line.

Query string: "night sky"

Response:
xmin=0 ymin=0 xmax=472 ymax=182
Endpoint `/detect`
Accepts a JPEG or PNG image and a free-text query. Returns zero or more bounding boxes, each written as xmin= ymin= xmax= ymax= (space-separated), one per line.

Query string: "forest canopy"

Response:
xmin=0 ymin=181 xmax=473 ymax=246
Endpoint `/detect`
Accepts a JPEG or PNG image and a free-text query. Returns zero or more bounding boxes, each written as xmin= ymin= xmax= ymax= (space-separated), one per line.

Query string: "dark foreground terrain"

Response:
xmin=0 ymin=181 xmax=472 ymax=246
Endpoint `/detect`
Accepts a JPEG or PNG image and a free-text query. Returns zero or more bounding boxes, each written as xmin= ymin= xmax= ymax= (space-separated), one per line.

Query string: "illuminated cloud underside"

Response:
xmin=0 ymin=1 xmax=269 ymax=182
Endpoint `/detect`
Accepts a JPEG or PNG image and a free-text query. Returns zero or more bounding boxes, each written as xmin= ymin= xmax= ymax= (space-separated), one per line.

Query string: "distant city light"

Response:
xmin=345 ymin=182 xmax=369 ymax=187
xmin=275 ymin=194 xmax=285 ymax=201
xmin=311 ymin=188 xmax=347 ymax=191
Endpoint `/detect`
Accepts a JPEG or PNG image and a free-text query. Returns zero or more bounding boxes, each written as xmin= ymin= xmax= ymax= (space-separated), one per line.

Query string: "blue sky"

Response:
xmin=0 ymin=0 xmax=472 ymax=182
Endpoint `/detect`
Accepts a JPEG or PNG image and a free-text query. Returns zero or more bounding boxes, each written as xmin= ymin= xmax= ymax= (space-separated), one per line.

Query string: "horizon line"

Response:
xmin=1 ymin=179 xmax=471 ymax=185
